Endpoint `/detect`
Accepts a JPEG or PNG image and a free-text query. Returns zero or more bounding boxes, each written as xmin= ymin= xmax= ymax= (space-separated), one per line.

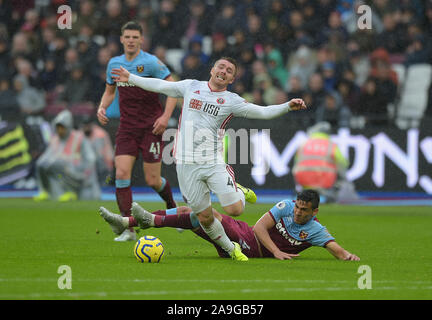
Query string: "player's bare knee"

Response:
xmin=224 ymin=200 xmax=244 ymax=216
xmin=196 ymin=207 xmax=214 ymax=226
xmin=115 ymin=168 xmax=130 ymax=180
xmin=145 ymin=175 xmax=160 ymax=189
xmin=178 ymin=206 xmax=192 ymax=214
xmin=224 ymin=203 xmax=243 ymax=216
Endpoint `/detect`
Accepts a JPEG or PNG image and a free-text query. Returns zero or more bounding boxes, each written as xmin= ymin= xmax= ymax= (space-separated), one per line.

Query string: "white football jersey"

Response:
xmin=171 ymin=80 xmax=251 ymax=164
xmin=128 ymin=74 xmax=292 ymax=163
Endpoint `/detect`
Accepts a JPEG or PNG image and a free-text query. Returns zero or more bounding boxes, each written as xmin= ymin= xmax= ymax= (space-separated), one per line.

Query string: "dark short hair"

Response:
xmin=121 ymin=21 xmax=143 ymax=35
xmin=296 ymin=189 xmax=320 ymax=209
xmin=216 ymin=56 xmax=238 ymax=76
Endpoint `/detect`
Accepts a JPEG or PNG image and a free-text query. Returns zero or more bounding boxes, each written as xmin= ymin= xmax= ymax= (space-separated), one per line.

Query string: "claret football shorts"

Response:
xmin=115 ymin=127 xmax=164 ymax=163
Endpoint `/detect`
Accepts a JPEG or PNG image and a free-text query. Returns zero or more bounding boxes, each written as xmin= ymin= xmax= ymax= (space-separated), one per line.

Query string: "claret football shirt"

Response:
xmin=263 ymin=199 xmax=335 ymax=256
xmin=106 ymin=50 xmax=171 ymax=129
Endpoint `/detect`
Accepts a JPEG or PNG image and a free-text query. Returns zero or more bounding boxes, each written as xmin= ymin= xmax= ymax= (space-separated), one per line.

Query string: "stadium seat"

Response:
xmin=396 ymin=63 xmax=432 ymax=129
xmin=165 ymin=49 xmax=185 ymax=74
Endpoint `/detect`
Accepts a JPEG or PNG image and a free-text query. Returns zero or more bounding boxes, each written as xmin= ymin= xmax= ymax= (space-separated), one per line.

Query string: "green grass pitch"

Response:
xmin=0 ymin=198 xmax=431 ymax=300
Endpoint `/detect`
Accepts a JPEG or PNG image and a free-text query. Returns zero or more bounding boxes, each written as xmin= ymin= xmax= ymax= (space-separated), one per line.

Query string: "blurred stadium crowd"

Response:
xmin=1 ymin=0 xmax=432 ymax=130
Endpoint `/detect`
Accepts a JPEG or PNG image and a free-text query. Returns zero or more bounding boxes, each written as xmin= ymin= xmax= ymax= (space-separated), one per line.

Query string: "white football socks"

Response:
xmin=121 ymin=217 xmax=130 ymax=228
xmin=238 ymin=188 xmax=245 ymax=209
xmin=200 ymin=218 xmax=234 ymax=254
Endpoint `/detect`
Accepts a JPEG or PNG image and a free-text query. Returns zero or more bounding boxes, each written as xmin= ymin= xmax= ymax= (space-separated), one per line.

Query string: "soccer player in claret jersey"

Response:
xmin=99 ymin=189 xmax=360 ymax=260
xmin=109 ymin=57 xmax=307 ymax=261
xmin=97 ymin=21 xmax=177 ymax=242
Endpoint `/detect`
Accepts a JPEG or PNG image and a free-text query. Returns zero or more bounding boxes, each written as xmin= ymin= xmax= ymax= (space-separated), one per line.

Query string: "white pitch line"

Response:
xmin=1 ymin=285 xmax=432 ymax=299
xmin=0 ymin=278 xmax=431 ymax=284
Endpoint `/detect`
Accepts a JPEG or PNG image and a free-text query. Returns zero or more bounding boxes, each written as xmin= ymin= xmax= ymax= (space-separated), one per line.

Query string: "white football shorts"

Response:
xmin=176 ymin=163 xmax=241 ymax=213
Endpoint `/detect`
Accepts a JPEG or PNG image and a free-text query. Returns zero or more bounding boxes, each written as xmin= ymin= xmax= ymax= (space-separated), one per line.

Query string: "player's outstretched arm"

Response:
xmin=325 ymin=241 xmax=360 ymax=261
xmin=253 ymin=212 xmax=299 ymax=260
xmin=111 ymin=67 xmax=184 ymax=98
xmin=153 ymin=75 xmax=177 ymax=135
xmin=244 ymin=98 xmax=307 ymax=120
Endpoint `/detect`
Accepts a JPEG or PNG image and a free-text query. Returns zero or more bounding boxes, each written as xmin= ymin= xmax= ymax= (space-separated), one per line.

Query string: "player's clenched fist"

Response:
xmin=111 ymin=66 xmax=130 ymax=83
xmin=288 ymin=98 xmax=307 ymax=111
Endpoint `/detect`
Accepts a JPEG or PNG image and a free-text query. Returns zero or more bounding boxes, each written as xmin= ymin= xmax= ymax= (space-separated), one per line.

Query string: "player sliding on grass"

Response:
xmin=110 ymin=57 xmax=307 ymax=261
xmin=100 ymin=189 xmax=359 ymax=261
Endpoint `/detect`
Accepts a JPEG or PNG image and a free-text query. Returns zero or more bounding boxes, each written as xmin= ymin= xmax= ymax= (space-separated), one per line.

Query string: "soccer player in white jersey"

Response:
xmin=110 ymin=57 xmax=307 ymax=261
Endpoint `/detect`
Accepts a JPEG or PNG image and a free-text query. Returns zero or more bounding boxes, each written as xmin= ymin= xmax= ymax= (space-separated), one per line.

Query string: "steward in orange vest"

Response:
xmin=33 ymin=110 xmax=100 ymax=201
xmin=293 ymin=122 xmax=348 ymax=201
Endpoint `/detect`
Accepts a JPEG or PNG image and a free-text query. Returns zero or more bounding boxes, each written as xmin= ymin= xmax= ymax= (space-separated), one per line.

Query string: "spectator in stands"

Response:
xmin=303 ymin=72 xmax=327 ymax=116
xmin=355 ymin=76 xmax=390 ymax=126
xmin=81 ymin=116 xmax=114 ymax=187
xmin=265 ymin=0 xmax=291 ymax=49
xmin=345 ymin=41 xmax=370 ymax=86
xmin=0 ymin=36 xmax=11 ymax=77
xmin=287 ymin=45 xmax=317 ymax=89
xmin=33 ymin=110 xmax=100 ymax=202
xmin=98 ymin=0 xmax=128 ymax=39
xmin=301 ymin=2 xmax=323 ymax=39
xmin=10 ymin=32 xmax=33 ymax=63
xmin=72 ymin=0 xmax=101 ymax=37
xmin=180 ymin=53 xmax=208 ymax=81
xmin=13 ymin=59 xmax=45 ymax=117
xmin=264 ymin=42 xmax=289 ymax=88
xmin=58 ymin=47 xmax=80 ymax=84
xmin=404 ymin=33 xmax=431 ymax=66
xmin=286 ymin=10 xmax=305 ymax=49
xmin=321 ymin=61 xmax=338 ymax=91
xmin=336 ymin=78 xmax=360 ymax=118
xmin=376 ymin=11 xmax=409 ymax=58
xmin=181 ymin=35 xmax=210 ymax=70
xmin=236 ymin=45 xmax=256 ymax=92
xmin=251 ymin=59 xmax=278 ymax=105
xmin=287 ymin=74 xmax=310 ymax=126
xmin=243 ymin=13 xmax=268 ymax=54
xmin=152 ymin=45 xmax=176 ymax=76
xmin=76 ymin=34 xmax=99 ymax=71
xmin=40 ymin=27 xmax=57 ymax=62
xmin=368 ymin=48 xmax=398 ymax=111
xmin=209 ymin=33 xmax=234 ymax=65
xmin=424 ymin=3 xmax=432 ymax=40
xmin=0 ymin=77 xmax=19 ymax=121
xmin=59 ymin=63 xmax=93 ymax=115
xmin=316 ymin=10 xmax=349 ymax=48
xmin=40 ymin=56 xmax=58 ymax=93
xmin=50 ymin=34 xmax=68 ymax=71
xmin=351 ymin=22 xmax=378 ymax=55
xmin=315 ymin=90 xmax=351 ymax=127
xmin=89 ymin=46 xmax=112 ymax=104
xmin=211 ymin=2 xmax=238 ymax=37
xmin=1 ymin=0 xmax=432 ymax=139
xmin=184 ymin=0 xmax=212 ymax=40
xmin=20 ymin=8 xmax=41 ymax=56
xmin=286 ymin=75 xmax=305 ymax=100
xmin=370 ymin=0 xmax=395 ymax=18
xmin=151 ymin=12 xmax=182 ymax=49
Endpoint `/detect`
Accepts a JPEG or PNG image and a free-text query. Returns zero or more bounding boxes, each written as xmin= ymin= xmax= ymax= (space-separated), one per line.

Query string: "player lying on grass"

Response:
xmin=99 ymin=189 xmax=360 ymax=260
